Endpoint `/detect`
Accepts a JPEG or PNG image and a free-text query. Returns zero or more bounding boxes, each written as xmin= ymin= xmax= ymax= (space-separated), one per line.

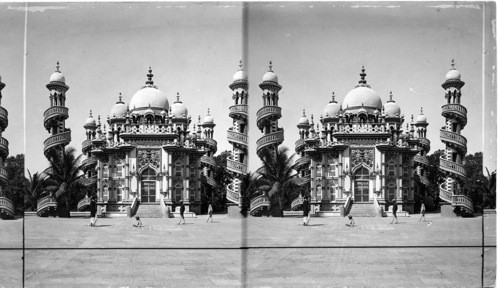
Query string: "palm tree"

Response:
xmin=44 ymin=147 xmax=86 ymax=217
xmin=482 ymin=168 xmax=496 ymax=209
xmin=24 ymin=170 xmax=48 ymax=211
xmin=255 ymin=146 xmax=305 ymax=217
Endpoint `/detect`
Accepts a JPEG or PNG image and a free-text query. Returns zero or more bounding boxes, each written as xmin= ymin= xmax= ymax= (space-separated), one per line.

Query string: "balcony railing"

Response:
xmin=227 ymin=130 xmax=248 ymax=147
xmin=256 ymin=130 xmax=284 ymax=153
xmin=0 ymin=197 xmax=14 ymax=217
xmin=228 ymin=104 xmax=248 ymax=118
xmin=439 ymin=183 xmax=453 ymax=203
xmin=442 ymin=104 xmax=467 ymax=123
xmin=440 ymin=129 xmax=467 ymax=153
xmin=37 ymin=195 xmax=57 ymax=216
xmin=43 ymin=131 xmax=71 ymax=154
xmin=0 ymin=136 xmax=8 ymax=157
xmin=452 ymin=194 xmax=474 ymax=214
xmin=200 ymin=155 xmax=217 ymax=167
xmin=226 ymin=187 xmax=240 ymax=204
xmin=227 ymin=159 xmax=248 ymax=175
xmin=440 ymin=157 xmax=466 ymax=179
xmin=291 ymin=196 xmax=304 ymax=210
xmin=43 ymin=106 xmax=69 ymax=123
xmin=77 ymin=197 xmax=90 ymax=211
xmin=0 ymin=107 xmax=8 ymax=129
xmin=256 ymin=106 xmax=282 ymax=127
xmin=295 ymin=139 xmax=305 ymax=151
xmin=250 ymin=195 xmax=270 ymax=214
xmin=81 ymin=139 xmax=93 ymax=152
xmin=414 ymin=154 xmax=430 ymax=166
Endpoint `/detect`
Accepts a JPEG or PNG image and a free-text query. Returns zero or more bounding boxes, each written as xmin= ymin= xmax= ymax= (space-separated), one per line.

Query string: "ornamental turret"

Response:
xmin=438 ymin=59 xmax=472 ymax=215
xmin=226 ymin=60 xmax=249 ymax=208
xmin=0 ymin=76 xmax=12 ymax=218
xmin=43 ymin=61 xmax=71 ymax=157
xmin=256 ymin=61 xmax=284 ymax=159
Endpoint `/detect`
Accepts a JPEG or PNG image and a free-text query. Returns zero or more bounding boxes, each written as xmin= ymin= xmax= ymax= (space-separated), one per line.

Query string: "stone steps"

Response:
xmin=349 ymin=203 xmax=378 ymax=217
xmin=135 ymin=204 xmax=164 ymax=218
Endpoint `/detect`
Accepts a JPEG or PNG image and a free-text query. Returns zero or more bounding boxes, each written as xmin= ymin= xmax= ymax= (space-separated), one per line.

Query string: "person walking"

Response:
xmin=206 ymin=203 xmax=213 ymax=223
xmin=345 ymin=214 xmax=355 ymax=227
xmin=390 ymin=199 xmax=399 ymax=224
xmin=302 ymin=196 xmax=310 ymax=226
xmin=89 ymin=195 xmax=98 ymax=227
xmin=133 ymin=216 xmax=143 ymax=227
xmin=419 ymin=203 xmax=426 ymax=222
xmin=178 ymin=201 xmax=186 ymax=225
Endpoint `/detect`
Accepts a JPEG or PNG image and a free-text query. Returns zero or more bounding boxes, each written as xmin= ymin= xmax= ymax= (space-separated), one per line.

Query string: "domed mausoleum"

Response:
xmin=293 ymin=67 xmax=432 ymax=216
xmin=79 ymin=68 xmax=217 ymax=216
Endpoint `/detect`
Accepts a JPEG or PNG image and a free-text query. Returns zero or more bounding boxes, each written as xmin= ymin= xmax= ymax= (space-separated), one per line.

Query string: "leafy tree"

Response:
xmin=24 ymin=170 xmax=48 ymax=212
xmin=44 ymin=147 xmax=86 ymax=217
xmin=201 ymin=150 xmax=233 ymax=213
xmin=254 ymin=147 xmax=304 ymax=217
xmin=482 ymin=168 xmax=496 ymax=209
xmin=418 ymin=149 xmax=446 ymax=211
xmin=3 ymin=154 xmax=28 ymax=216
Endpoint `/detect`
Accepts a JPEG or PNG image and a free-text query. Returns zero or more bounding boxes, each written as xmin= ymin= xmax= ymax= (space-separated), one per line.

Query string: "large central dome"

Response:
xmin=342 ymin=67 xmax=382 ymax=113
xmin=129 ymin=68 xmax=169 ymax=112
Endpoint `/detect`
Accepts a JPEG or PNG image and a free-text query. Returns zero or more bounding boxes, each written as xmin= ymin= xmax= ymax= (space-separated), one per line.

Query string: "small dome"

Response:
xmin=445 ymin=59 xmax=461 ymax=80
xmin=342 ymin=67 xmax=382 ymax=113
xmin=373 ymin=110 xmax=380 ymax=115
xmin=262 ymin=61 xmax=278 ymax=83
xmin=322 ymin=92 xmax=341 ymax=118
xmin=358 ymin=107 xmax=367 ymax=115
xmin=171 ymin=93 xmax=188 ymax=118
xmin=145 ymin=107 xmax=154 ymax=115
xmin=160 ymin=110 xmax=167 ymax=116
xmin=84 ymin=111 xmax=96 ymax=127
xmin=298 ymin=114 xmax=309 ymax=125
xmin=416 ymin=108 xmax=427 ymax=123
xmin=383 ymin=92 xmax=400 ymax=117
xmin=49 ymin=62 xmax=65 ymax=83
xmin=110 ymin=93 xmax=127 ymax=119
xmin=203 ymin=108 xmax=214 ymax=125
xmin=232 ymin=60 xmax=248 ymax=82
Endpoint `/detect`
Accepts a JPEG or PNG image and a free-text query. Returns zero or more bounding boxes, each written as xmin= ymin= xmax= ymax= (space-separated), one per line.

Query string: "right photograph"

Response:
xmin=243 ymin=2 xmax=496 ymax=287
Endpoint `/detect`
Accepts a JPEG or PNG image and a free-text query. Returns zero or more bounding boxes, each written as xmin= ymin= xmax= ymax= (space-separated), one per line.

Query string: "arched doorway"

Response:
xmin=354 ymin=167 xmax=369 ymax=202
xmin=141 ymin=168 xmax=156 ymax=203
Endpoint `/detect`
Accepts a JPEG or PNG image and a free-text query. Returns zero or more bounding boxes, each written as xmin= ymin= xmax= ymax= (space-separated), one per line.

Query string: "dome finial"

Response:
xmin=451 ymin=58 xmax=455 ymax=70
xmin=198 ymin=115 xmax=201 ymax=123
xmin=420 ymin=107 xmax=423 ymax=114
xmin=330 ymin=91 xmax=336 ymax=103
xmin=239 ymin=59 xmax=243 ymax=70
xmin=206 ymin=108 xmax=211 ymax=116
xmin=411 ymin=114 xmax=414 ymax=123
xmin=388 ymin=91 xmax=395 ymax=102
xmin=268 ymin=60 xmax=273 ymax=72
xmin=56 ymin=61 xmax=60 ymax=72
xmin=302 ymin=109 xmax=306 ymax=117
xmin=145 ymin=67 xmax=154 ymax=86
xmin=358 ymin=66 xmax=367 ymax=86
xmin=176 ymin=92 xmax=180 ymax=102
xmin=89 ymin=110 xmax=93 ymax=118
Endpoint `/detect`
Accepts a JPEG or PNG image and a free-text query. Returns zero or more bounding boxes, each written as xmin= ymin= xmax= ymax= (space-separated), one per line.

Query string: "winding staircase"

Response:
xmin=438 ymin=60 xmax=473 ymax=216
xmin=226 ymin=60 xmax=250 ymax=211
xmin=38 ymin=62 xmax=72 ymax=216
xmin=0 ymin=77 xmax=12 ymax=219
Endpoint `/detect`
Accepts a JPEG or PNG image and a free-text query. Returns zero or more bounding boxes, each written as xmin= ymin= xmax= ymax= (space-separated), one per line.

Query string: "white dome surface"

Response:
xmin=263 ymin=71 xmax=278 ymax=83
xmin=445 ymin=69 xmax=461 ymax=80
xmin=203 ymin=115 xmax=214 ymax=124
xmin=298 ymin=115 xmax=309 ymax=125
xmin=171 ymin=101 xmax=188 ymax=118
xmin=233 ymin=70 xmax=248 ymax=82
xmin=384 ymin=102 xmax=401 ymax=117
xmin=323 ymin=102 xmax=341 ymax=118
xmin=129 ymin=87 xmax=168 ymax=111
xmin=416 ymin=114 xmax=427 ymax=123
xmin=111 ymin=102 xmax=127 ymax=118
xmin=50 ymin=71 xmax=65 ymax=83
xmin=85 ymin=116 xmax=96 ymax=126
xmin=342 ymin=86 xmax=382 ymax=111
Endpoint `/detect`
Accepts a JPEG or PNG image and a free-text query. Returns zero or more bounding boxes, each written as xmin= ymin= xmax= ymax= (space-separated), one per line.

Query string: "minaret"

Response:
xmin=0 ymin=76 xmax=12 ymax=218
xmin=82 ymin=110 xmax=98 ymax=180
xmin=256 ymin=61 xmax=284 ymax=159
xmin=413 ymin=108 xmax=431 ymax=195
xmin=43 ymin=61 xmax=71 ymax=157
xmin=226 ymin=59 xmax=249 ymax=208
xmin=439 ymin=59 xmax=473 ymax=215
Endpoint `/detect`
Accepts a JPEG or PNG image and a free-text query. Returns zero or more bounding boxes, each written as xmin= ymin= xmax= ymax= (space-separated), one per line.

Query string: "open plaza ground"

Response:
xmin=0 ymin=213 xmax=496 ymax=287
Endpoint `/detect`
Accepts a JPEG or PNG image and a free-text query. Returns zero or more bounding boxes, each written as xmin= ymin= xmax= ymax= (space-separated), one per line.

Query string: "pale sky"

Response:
xmin=2 ymin=2 xmax=495 ymax=175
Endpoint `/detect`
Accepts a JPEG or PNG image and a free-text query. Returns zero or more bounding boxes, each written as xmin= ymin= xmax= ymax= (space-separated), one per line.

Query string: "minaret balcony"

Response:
xmin=227 ymin=130 xmax=248 ymax=147
xmin=43 ymin=130 xmax=71 ymax=154
xmin=439 ymin=157 xmax=466 ymax=179
xmin=452 ymin=194 xmax=474 ymax=214
xmin=413 ymin=154 xmax=430 ymax=166
xmin=295 ymin=139 xmax=306 ymax=151
xmin=250 ymin=195 xmax=271 ymax=214
xmin=442 ymin=104 xmax=467 ymax=126
xmin=0 ymin=197 xmax=14 ymax=218
xmin=229 ymin=104 xmax=248 ymax=119
xmin=226 ymin=187 xmax=240 ymax=205
xmin=43 ymin=106 xmax=69 ymax=126
xmin=0 ymin=137 xmax=9 ymax=158
xmin=0 ymin=107 xmax=8 ymax=130
xmin=227 ymin=158 xmax=248 ymax=175
xmin=256 ymin=130 xmax=284 ymax=153
xmin=256 ymin=106 xmax=282 ymax=129
xmin=440 ymin=129 xmax=467 ymax=154
xmin=81 ymin=139 xmax=93 ymax=153
xmin=200 ymin=155 xmax=217 ymax=167
xmin=37 ymin=195 xmax=57 ymax=216
xmin=439 ymin=183 xmax=453 ymax=203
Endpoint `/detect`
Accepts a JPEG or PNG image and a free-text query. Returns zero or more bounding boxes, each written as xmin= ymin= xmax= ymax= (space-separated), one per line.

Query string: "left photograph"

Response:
xmin=0 ymin=4 xmax=26 ymax=287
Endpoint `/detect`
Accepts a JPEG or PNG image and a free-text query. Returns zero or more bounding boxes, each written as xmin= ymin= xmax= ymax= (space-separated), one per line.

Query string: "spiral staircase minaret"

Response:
xmin=438 ymin=59 xmax=473 ymax=216
xmin=0 ymin=76 xmax=13 ymax=219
